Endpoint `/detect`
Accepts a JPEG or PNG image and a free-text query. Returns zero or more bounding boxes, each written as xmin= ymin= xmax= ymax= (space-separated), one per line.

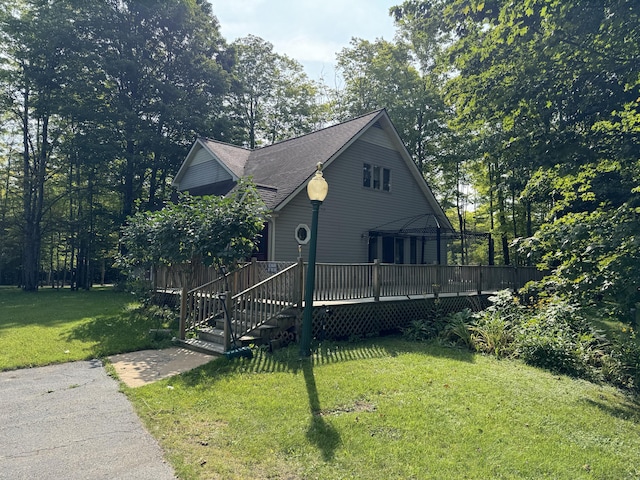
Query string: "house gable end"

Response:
xmin=172 ymin=139 xmax=247 ymax=193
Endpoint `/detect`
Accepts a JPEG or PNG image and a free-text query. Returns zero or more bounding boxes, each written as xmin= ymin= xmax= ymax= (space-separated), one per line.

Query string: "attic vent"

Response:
xmin=373 ymin=121 xmax=383 ymax=129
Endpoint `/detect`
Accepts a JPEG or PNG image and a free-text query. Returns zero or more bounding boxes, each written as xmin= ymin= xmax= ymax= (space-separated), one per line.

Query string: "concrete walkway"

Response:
xmin=0 ymin=352 xmax=214 ymax=480
xmin=109 ymin=347 xmax=214 ymax=388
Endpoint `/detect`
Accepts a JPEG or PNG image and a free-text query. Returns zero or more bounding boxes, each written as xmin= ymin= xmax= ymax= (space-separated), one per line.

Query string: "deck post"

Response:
xmin=477 ymin=265 xmax=483 ymax=295
xmin=179 ymin=285 xmax=187 ymax=340
xmin=250 ymin=257 xmax=257 ymax=289
xmin=373 ymin=259 xmax=380 ymax=302
xmin=223 ymin=291 xmax=232 ymax=350
xmin=296 ymin=257 xmax=304 ymax=307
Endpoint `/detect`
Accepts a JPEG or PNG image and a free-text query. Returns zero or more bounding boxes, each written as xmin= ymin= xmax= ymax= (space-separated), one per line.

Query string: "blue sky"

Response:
xmin=209 ymin=0 xmax=399 ymax=83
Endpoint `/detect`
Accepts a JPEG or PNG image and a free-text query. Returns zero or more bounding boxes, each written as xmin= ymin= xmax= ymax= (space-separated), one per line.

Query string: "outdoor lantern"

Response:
xmin=306 ymin=163 xmax=328 ymax=202
xmin=300 ymin=162 xmax=328 ymax=357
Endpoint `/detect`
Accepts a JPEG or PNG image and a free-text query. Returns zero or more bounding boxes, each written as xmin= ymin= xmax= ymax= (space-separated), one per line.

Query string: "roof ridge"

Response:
xmin=200 ymin=137 xmax=252 ymax=151
xmin=253 ymin=109 xmax=385 ymax=151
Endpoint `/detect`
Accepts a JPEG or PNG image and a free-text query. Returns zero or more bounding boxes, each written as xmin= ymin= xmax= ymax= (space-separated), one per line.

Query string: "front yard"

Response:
xmin=1 ymin=286 xmax=639 ymax=479
xmin=126 ymin=338 xmax=640 ymax=480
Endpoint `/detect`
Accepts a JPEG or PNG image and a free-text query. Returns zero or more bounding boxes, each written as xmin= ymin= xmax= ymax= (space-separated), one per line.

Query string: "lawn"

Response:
xmin=126 ymin=338 xmax=640 ymax=480
xmin=0 ymin=286 xmax=175 ymax=371
xmin=2 ymin=287 xmax=639 ymax=479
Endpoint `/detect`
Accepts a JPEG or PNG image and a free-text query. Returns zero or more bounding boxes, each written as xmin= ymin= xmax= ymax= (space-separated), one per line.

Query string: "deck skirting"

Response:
xmin=307 ymin=293 xmax=490 ymax=341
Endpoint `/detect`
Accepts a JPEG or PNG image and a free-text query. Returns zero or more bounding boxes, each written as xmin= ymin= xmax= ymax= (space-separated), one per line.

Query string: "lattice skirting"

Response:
xmin=309 ymin=295 xmax=490 ymax=340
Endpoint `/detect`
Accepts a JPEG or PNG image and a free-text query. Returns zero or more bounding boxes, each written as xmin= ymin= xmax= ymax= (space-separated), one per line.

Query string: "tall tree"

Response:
xmin=95 ymin=0 xmax=231 ymax=218
xmin=0 ymin=0 xmax=82 ymax=290
xmin=225 ymin=35 xmax=324 ymax=148
xmin=393 ymin=0 xmax=640 ymax=302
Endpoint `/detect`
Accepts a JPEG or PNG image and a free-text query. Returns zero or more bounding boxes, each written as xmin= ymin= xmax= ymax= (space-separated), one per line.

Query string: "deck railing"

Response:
xmin=228 ymin=262 xmax=302 ymax=344
xmin=177 ymin=260 xmax=543 ymax=348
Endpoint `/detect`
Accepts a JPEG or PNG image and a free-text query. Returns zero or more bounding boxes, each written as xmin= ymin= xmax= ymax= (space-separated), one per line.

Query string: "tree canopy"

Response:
xmin=0 ymin=0 xmax=638 ymax=316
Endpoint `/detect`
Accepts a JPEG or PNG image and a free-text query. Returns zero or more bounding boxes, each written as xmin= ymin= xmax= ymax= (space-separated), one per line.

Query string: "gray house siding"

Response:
xmin=273 ymin=135 xmax=444 ymax=263
xmin=178 ymin=147 xmax=233 ymax=191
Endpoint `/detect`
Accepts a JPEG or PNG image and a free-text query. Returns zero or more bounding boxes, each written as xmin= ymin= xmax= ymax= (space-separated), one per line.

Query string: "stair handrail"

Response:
xmin=181 ymin=261 xmax=256 ymax=338
xmin=227 ymin=261 xmax=302 ymax=344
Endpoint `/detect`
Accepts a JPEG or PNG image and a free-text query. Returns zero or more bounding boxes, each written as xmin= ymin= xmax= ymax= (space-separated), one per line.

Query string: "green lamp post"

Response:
xmin=299 ymin=162 xmax=329 ymax=357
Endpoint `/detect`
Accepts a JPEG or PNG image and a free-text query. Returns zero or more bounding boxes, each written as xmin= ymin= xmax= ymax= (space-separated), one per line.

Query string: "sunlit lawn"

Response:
xmin=126 ymin=338 xmax=640 ymax=480
xmin=2 ymin=286 xmax=639 ymax=479
xmin=0 ymin=286 xmax=174 ymax=371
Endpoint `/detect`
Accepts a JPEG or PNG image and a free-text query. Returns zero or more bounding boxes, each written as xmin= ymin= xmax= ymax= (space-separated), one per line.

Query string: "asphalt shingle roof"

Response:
xmin=199 ymin=110 xmax=382 ymax=210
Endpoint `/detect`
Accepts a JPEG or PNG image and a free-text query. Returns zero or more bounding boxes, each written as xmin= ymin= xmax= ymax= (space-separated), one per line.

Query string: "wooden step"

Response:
xmin=173 ymin=337 xmax=224 ymax=356
xmin=197 ymin=327 xmax=225 ymax=345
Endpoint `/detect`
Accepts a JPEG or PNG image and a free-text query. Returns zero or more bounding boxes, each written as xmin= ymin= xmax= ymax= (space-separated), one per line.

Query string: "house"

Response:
xmin=172 ymin=109 xmax=455 ymax=265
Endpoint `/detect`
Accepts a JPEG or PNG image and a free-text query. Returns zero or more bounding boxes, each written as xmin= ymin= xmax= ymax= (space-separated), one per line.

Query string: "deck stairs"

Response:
xmin=175 ymin=305 xmax=299 ymax=356
xmin=174 ymin=261 xmax=302 ymax=356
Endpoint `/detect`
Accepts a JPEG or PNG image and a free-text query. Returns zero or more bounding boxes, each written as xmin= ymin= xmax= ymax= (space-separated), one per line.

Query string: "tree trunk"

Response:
xmin=496 ymin=186 xmax=510 ymax=265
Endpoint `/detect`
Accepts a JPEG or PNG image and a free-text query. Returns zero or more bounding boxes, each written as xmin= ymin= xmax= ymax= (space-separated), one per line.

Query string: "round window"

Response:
xmin=295 ymin=224 xmax=311 ymax=245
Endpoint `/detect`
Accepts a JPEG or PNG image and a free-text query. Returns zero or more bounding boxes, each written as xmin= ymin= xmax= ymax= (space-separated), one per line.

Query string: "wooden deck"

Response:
xmin=154 ymin=260 xmax=542 ymax=353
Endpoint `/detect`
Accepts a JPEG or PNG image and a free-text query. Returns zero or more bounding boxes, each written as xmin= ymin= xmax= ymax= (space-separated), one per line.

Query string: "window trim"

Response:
xmin=363 ymin=163 xmax=391 ymax=193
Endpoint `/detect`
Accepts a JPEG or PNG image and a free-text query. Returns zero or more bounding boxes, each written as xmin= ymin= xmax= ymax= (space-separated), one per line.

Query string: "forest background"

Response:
xmin=0 ymin=0 xmax=638 ymax=317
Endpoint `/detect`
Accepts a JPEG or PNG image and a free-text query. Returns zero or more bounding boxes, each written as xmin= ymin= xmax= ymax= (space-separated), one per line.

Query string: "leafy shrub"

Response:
xmin=467 ymin=291 xmax=522 ymax=357
xmin=602 ymin=329 xmax=640 ymax=392
xmin=515 ymin=299 xmax=609 ymax=378
xmin=401 ymin=289 xmax=640 ymax=393
xmin=402 ymin=299 xmax=448 ymax=342
xmin=441 ymin=309 xmax=474 ymax=349
xmin=402 ymin=319 xmax=436 ymax=342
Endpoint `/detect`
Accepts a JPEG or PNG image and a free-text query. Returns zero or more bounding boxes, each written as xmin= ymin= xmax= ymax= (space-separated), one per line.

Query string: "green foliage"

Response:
xmin=402 ymin=318 xmax=436 ymax=342
xmin=405 ymin=290 xmax=640 ymax=393
xmin=117 ymin=180 xmax=265 ymax=281
xmin=226 ymin=35 xmax=324 ymax=148
xmin=441 ymin=308 xmax=474 ymax=348
xmin=602 ymin=329 xmax=640 ymax=392
xmin=516 ymin=300 xmax=608 ymax=378
xmin=519 ymin=202 xmax=640 ymax=313
xmin=402 ymin=299 xmax=447 ymax=341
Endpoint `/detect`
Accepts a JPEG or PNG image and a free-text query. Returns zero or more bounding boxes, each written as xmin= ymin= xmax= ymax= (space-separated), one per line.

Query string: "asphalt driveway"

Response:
xmin=0 ymin=360 xmax=176 ymax=480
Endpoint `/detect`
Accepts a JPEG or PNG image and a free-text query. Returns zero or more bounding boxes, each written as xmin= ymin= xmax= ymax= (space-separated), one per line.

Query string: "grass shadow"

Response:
xmin=64 ymin=304 xmax=177 ymax=357
xmin=0 ymin=287 xmax=133 ymax=330
xmin=177 ymin=335 xmax=475 ymax=388
xmin=581 ymin=395 xmax=640 ymax=423
xmin=302 ymin=359 xmax=341 ymax=461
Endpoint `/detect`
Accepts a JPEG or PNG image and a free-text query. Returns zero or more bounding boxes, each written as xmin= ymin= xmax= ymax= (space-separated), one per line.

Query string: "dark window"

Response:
xmin=395 ymin=238 xmax=405 ymax=264
xmin=383 ymin=168 xmax=391 ymax=191
xmin=363 ymin=163 xmax=371 ymax=188
xmin=382 ymin=236 xmax=394 ymax=263
xmin=368 ymin=235 xmax=378 ymax=262
xmin=373 ymin=166 xmax=381 ymax=189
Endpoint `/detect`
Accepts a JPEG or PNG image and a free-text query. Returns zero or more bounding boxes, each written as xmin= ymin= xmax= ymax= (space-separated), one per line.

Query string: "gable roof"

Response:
xmin=172 ymin=109 xmax=454 ymax=231
xmin=246 ymin=110 xmax=381 ymax=209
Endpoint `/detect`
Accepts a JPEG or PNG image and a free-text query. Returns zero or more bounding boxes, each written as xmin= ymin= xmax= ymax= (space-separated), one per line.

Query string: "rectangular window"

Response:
xmin=363 ymin=163 xmax=391 ymax=192
xmin=382 ymin=236 xmax=394 ymax=263
xmin=383 ymin=168 xmax=391 ymax=191
xmin=368 ymin=235 xmax=378 ymax=262
xmin=395 ymin=238 xmax=405 ymax=264
xmin=373 ymin=166 xmax=381 ymax=189
xmin=363 ymin=163 xmax=371 ymax=188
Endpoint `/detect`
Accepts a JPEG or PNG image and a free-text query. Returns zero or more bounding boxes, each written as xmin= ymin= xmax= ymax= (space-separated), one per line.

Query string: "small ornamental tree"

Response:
xmin=117 ymin=180 xmax=266 ymax=291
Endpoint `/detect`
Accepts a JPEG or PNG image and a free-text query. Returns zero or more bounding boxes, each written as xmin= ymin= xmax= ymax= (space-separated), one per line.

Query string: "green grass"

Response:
xmin=3 ymin=289 xmax=639 ymax=478
xmin=0 ymin=286 xmax=175 ymax=371
xmin=126 ymin=338 xmax=640 ymax=480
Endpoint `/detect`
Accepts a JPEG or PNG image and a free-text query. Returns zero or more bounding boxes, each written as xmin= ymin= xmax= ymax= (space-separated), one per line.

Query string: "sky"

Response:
xmin=209 ymin=0 xmax=399 ymax=83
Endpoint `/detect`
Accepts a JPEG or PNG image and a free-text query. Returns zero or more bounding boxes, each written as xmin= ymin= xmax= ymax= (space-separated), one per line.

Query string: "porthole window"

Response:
xmin=295 ymin=224 xmax=311 ymax=245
